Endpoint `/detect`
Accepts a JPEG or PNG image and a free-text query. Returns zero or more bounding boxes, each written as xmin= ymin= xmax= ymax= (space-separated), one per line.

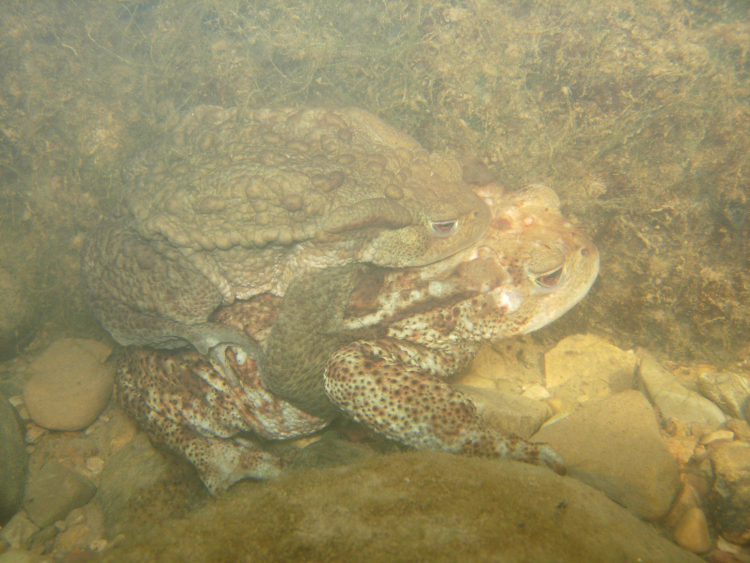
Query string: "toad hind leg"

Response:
xmin=324 ymin=340 xmax=565 ymax=475
xmin=117 ymin=353 xmax=284 ymax=494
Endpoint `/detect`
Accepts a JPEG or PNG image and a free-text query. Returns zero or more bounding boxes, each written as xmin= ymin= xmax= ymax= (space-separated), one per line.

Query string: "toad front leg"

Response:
xmin=82 ymin=222 xmax=265 ymax=384
xmin=324 ymin=339 xmax=566 ymax=475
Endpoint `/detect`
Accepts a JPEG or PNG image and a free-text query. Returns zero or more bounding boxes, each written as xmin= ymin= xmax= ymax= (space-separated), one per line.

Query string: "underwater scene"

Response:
xmin=0 ymin=0 xmax=749 ymax=561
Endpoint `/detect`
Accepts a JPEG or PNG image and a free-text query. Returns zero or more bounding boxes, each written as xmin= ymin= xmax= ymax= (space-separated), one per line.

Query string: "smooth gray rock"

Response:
xmin=92 ymin=452 xmax=703 ymax=563
xmin=638 ymin=356 xmax=726 ymax=426
xmin=0 ymin=395 xmax=27 ymax=525
xmin=22 ymin=461 xmax=97 ymax=528
xmin=533 ymin=390 xmax=680 ymax=520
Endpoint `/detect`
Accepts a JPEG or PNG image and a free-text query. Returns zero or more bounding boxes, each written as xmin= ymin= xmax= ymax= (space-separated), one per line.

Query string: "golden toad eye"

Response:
xmin=535 ymin=266 xmax=563 ymax=288
xmin=431 ymin=220 xmax=458 ymax=237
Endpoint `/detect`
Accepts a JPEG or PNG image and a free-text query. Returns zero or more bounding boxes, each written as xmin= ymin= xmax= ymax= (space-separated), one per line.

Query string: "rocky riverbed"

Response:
xmin=1 ymin=334 xmax=749 ymax=562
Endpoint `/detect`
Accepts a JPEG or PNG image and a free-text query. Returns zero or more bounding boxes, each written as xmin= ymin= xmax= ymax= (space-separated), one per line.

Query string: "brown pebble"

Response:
xmin=725 ymin=419 xmax=750 ymax=442
xmin=681 ymin=472 xmax=711 ymax=498
xmin=706 ymin=550 xmax=742 ymax=563
xmin=674 ymin=507 xmax=712 ymax=553
xmin=700 ymin=430 xmax=735 ymax=445
xmin=664 ymin=482 xmax=700 ymax=528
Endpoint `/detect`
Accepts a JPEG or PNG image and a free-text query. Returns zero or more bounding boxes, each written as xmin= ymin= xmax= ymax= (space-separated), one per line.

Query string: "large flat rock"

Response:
xmin=533 ymin=390 xmax=680 ymax=520
xmin=94 ymin=451 xmax=701 ymax=563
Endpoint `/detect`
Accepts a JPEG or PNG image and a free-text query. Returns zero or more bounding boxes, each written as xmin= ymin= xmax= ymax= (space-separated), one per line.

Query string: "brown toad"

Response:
xmin=82 ymin=106 xmax=490 ymax=365
xmin=117 ymin=184 xmax=599 ymax=492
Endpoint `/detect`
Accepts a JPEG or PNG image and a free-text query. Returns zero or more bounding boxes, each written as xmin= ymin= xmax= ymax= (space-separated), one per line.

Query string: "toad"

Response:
xmin=117 ymin=184 xmax=599 ymax=492
xmin=82 ymin=106 xmax=490 ymax=367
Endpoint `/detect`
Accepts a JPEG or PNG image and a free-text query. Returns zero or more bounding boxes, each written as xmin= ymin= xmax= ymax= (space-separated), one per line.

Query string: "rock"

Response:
xmin=52 ymin=501 xmax=105 ymax=554
xmin=638 ymin=356 xmax=727 ymax=426
xmin=27 ymin=525 xmax=57 ymax=553
xmin=532 ymin=390 xmax=680 ymax=520
xmin=726 ymin=418 xmax=750 ymax=442
xmin=93 ymin=452 xmax=704 ymax=563
xmin=709 ymin=440 xmax=750 ymax=544
xmin=454 ymin=384 xmax=551 ymax=439
xmin=96 ymin=432 xmax=206 ymax=534
xmin=101 ymin=408 xmax=139 ymax=457
xmin=0 ymin=395 xmax=27 ymax=525
xmin=673 ymin=507 xmax=712 ymax=553
xmin=700 ymin=430 xmax=735 ymax=446
xmin=0 ymin=512 xmax=39 ymax=550
xmin=22 ymin=461 xmax=97 ymax=529
xmin=0 ymin=549 xmax=39 ymax=563
xmin=664 ymin=482 xmax=702 ymax=528
xmin=664 ymin=435 xmax=700 ymax=470
xmin=520 ymin=383 xmax=550 ymax=400
xmin=544 ymin=334 xmax=637 ymax=392
xmin=24 ymin=338 xmax=114 ymax=431
xmin=716 ymin=536 xmax=743 ymax=554
xmin=698 ymin=371 xmax=750 ymax=421
xmin=291 ymin=435 xmax=376 ymax=471
xmin=97 ymin=433 xmax=172 ymax=523
xmin=0 ymin=267 xmax=38 ymax=362
xmin=455 ymin=341 xmax=545 ymax=393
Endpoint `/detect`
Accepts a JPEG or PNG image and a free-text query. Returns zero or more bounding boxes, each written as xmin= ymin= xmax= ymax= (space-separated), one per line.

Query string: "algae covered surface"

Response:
xmin=1 ymin=0 xmax=748 ymax=365
xmin=93 ymin=451 xmax=702 ymax=563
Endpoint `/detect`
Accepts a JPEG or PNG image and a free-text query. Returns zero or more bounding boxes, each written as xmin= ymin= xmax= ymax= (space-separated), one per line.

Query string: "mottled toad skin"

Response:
xmin=117 ymin=184 xmax=599 ymax=492
xmin=82 ymin=106 xmax=490 ymax=361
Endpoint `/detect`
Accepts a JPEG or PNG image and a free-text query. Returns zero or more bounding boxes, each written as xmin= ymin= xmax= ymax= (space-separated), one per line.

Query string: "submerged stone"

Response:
xmin=533 ymin=390 xmax=680 ymax=520
xmin=0 ymin=394 xmax=27 ymax=526
xmin=93 ymin=452 xmax=703 ymax=563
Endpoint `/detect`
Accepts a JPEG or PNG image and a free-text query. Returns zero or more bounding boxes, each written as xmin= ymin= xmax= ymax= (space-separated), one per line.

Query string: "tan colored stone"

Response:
xmin=102 ymin=409 xmax=139 ymax=458
xmin=456 ymin=341 xmax=544 ymax=391
xmin=24 ymin=339 xmax=114 ymax=432
xmin=453 ymin=385 xmax=551 ymax=439
xmin=544 ymin=334 xmax=637 ymax=392
xmin=699 ymin=429 xmax=735 ymax=445
xmin=673 ymin=507 xmax=712 ymax=553
xmin=664 ymin=435 xmax=699 ymax=469
xmin=53 ymin=524 xmax=91 ymax=552
xmin=725 ymin=418 xmax=750 ymax=442
xmin=533 ymin=390 xmax=680 ymax=520
xmin=22 ymin=461 xmax=96 ymax=529
xmin=664 ymin=482 xmax=701 ymax=528
xmin=521 ymin=384 xmax=550 ymax=400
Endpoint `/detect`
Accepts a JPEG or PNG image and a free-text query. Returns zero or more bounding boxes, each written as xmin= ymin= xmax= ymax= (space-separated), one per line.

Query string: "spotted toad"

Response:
xmin=117 ymin=184 xmax=598 ymax=492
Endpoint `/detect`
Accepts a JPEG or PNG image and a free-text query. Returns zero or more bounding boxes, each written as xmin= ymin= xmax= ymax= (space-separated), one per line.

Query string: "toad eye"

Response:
xmin=535 ymin=266 xmax=563 ymax=289
xmin=431 ymin=220 xmax=458 ymax=237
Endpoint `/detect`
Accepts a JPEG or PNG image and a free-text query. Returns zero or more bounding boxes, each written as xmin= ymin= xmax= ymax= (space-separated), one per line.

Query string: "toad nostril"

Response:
xmin=581 ymin=247 xmax=590 ymax=257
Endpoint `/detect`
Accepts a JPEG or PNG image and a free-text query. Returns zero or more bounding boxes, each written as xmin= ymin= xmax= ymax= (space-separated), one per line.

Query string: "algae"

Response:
xmin=0 ymin=0 xmax=748 ymax=361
